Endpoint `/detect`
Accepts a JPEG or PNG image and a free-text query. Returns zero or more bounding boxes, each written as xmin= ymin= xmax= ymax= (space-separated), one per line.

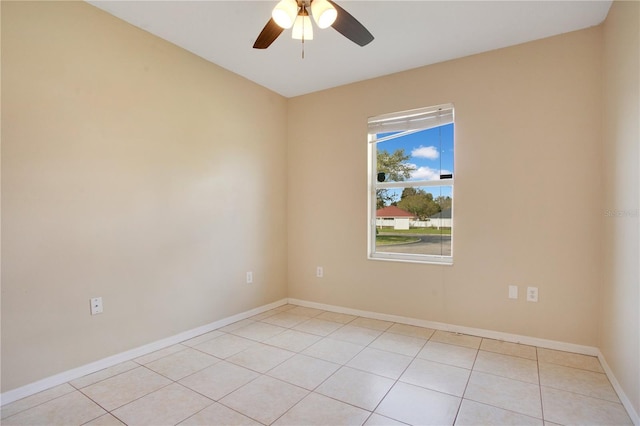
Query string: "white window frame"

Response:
xmin=367 ymin=103 xmax=455 ymax=265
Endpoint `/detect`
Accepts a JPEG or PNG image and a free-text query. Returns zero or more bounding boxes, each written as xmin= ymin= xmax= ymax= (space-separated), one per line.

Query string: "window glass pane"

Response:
xmin=375 ymin=186 xmax=452 ymax=257
xmin=375 ymin=124 xmax=454 ymax=184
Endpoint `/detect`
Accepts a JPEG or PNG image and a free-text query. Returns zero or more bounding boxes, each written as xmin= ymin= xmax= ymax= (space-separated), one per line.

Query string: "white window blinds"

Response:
xmin=368 ymin=104 xmax=454 ymax=144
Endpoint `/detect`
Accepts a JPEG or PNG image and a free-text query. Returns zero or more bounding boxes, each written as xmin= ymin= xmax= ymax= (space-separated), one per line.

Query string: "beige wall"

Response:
xmin=601 ymin=0 xmax=640 ymax=416
xmin=288 ymin=28 xmax=603 ymax=346
xmin=1 ymin=1 xmax=288 ymax=391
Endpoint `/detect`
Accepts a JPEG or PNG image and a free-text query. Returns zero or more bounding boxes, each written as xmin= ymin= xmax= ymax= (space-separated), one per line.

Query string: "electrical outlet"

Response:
xmin=246 ymin=271 xmax=253 ymax=284
xmin=526 ymin=286 xmax=539 ymax=302
xmin=316 ymin=266 xmax=323 ymax=278
xmin=90 ymin=297 xmax=103 ymax=315
xmin=508 ymin=285 xmax=518 ymax=299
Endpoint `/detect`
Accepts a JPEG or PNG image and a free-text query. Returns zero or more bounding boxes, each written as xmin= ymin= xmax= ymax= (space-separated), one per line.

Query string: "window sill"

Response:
xmin=368 ymin=253 xmax=453 ymax=266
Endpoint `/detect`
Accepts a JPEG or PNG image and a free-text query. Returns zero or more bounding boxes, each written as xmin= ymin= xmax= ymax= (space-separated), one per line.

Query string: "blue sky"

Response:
xmin=377 ymin=123 xmax=454 ymax=201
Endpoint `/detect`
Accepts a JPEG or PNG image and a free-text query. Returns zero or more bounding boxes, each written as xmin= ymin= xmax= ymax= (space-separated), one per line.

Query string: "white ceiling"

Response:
xmin=88 ymin=1 xmax=612 ymax=98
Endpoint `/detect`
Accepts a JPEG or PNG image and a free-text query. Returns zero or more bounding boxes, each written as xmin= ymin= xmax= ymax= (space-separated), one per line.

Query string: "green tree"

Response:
xmin=397 ymin=188 xmax=440 ymax=220
xmin=435 ymin=195 xmax=452 ymax=211
xmin=400 ymin=187 xmax=418 ymax=198
xmin=376 ymin=149 xmax=415 ymax=208
xmin=377 ymin=149 xmax=415 ymax=181
xmin=376 ymin=190 xmax=393 ymax=209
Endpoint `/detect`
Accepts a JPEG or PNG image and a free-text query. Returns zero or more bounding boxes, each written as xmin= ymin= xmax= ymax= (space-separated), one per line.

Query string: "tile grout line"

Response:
xmin=536 ymin=346 xmax=546 ymax=423
xmin=363 ymin=328 xmax=433 ymax=424
xmin=214 ymin=379 xmax=275 ymax=426
xmin=0 ymin=386 xmax=76 ymax=422
xmin=451 ymin=337 xmax=482 ymax=425
xmin=173 ymin=398 xmax=217 ymax=426
xmin=539 ymin=383 xmax=630 ymax=406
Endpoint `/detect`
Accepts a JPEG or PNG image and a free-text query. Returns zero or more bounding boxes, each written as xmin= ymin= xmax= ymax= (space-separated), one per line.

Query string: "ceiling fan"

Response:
xmin=253 ymin=0 xmax=374 ymax=49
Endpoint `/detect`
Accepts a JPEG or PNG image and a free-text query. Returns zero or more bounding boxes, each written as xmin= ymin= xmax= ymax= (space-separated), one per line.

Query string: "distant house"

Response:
xmin=376 ymin=206 xmax=416 ymax=230
xmin=427 ymin=208 xmax=452 ymax=228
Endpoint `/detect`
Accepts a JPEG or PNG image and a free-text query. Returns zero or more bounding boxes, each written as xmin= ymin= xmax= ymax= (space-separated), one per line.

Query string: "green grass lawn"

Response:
xmin=377 ymin=227 xmax=452 ymax=235
xmin=375 ymin=235 xmax=421 ymax=246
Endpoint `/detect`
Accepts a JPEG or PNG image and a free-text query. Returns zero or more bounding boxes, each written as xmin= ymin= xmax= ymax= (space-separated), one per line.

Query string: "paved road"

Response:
xmin=377 ymin=234 xmax=451 ymax=256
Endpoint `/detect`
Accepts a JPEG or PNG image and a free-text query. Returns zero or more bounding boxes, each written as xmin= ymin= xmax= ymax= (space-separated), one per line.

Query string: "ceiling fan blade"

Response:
xmin=328 ymin=0 xmax=374 ymax=47
xmin=253 ymin=18 xmax=285 ymax=49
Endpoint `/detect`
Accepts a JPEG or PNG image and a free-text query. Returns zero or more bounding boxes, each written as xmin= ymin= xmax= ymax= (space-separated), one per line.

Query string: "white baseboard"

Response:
xmin=597 ymin=350 xmax=640 ymax=426
xmin=288 ymin=298 xmax=599 ymax=356
xmin=0 ymin=298 xmax=288 ymax=407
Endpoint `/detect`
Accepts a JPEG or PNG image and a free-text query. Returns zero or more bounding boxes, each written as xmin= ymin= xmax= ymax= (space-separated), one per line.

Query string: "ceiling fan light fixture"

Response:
xmin=254 ymin=0 xmax=373 ymax=50
xmin=292 ymin=10 xmax=313 ymax=40
xmin=272 ymin=0 xmax=298 ymax=29
xmin=311 ymin=0 xmax=337 ymax=29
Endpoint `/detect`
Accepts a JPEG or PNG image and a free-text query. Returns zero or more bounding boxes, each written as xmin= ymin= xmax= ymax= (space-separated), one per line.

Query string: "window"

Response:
xmin=368 ymin=104 xmax=454 ymax=264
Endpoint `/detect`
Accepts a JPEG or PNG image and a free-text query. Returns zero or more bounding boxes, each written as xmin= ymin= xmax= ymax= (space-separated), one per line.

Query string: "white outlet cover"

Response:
xmin=526 ymin=287 xmax=539 ymax=302
xmin=90 ymin=297 xmax=103 ymax=315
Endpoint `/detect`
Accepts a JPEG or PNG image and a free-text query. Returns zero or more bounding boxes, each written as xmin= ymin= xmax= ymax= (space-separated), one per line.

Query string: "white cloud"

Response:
xmin=409 ymin=165 xmax=452 ymax=181
xmin=411 ymin=145 xmax=439 ymax=160
xmin=411 ymin=166 xmax=440 ymax=180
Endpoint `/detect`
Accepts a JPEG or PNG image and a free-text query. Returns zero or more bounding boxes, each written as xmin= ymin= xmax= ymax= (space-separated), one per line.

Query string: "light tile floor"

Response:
xmin=1 ymin=304 xmax=633 ymax=426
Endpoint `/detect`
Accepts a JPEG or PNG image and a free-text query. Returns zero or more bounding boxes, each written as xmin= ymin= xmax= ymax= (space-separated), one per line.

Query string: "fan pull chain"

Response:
xmin=301 ymin=11 xmax=306 ymax=59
